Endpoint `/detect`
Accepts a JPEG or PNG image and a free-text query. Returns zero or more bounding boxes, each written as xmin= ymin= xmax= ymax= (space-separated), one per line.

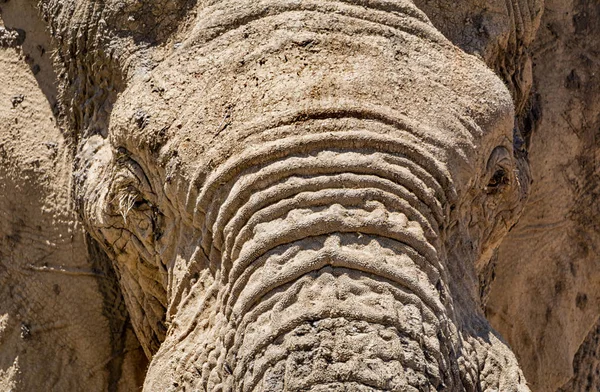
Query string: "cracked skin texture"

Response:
xmin=0 ymin=0 xmax=598 ymax=391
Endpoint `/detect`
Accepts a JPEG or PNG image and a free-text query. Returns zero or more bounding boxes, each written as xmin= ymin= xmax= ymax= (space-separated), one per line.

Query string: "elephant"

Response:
xmin=1 ymin=0 xmax=599 ymax=391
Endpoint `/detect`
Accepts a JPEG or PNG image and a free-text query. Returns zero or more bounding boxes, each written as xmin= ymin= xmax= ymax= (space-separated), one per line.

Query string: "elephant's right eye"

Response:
xmin=108 ymin=149 xmax=157 ymax=222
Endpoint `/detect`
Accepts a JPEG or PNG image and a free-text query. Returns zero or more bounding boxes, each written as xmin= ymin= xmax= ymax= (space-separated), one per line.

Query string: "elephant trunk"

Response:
xmin=187 ymin=129 xmax=461 ymax=391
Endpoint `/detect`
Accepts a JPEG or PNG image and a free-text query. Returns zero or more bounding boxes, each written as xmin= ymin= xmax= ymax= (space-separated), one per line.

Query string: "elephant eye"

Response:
xmin=109 ymin=148 xmax=156 ymax=221
xmin=485 ymin=146 xmax=513 ymax=195
xmin=486 ymin=168 xmax=509 ymax=194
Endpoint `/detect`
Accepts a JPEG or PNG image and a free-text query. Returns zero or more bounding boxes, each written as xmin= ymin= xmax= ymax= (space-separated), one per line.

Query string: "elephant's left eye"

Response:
xmin=487 ymin=168 xmax=509 ymax=193
xmin=485 ymin=146 xmax=513 ymax=195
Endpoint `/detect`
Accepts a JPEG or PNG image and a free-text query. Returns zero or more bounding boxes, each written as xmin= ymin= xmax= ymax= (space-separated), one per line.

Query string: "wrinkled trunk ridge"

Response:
xmin=148 ymin=125 xmax=467 ymax=390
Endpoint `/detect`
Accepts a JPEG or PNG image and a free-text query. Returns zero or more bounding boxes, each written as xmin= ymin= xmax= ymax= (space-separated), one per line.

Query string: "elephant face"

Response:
xmin=53 ymin=0 xmax=530 ymax=390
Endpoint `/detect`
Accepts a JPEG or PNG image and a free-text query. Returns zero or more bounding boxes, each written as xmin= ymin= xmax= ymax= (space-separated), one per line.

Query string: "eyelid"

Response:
xmin=486 ymin=146 xmax=512 ymax=172
xmin=116 ymin=155 xmax=154 ymax=197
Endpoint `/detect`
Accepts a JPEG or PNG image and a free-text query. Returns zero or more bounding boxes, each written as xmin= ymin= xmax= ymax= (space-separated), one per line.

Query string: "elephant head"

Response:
xmin=39 ymin=0 xmax=535 ymax=390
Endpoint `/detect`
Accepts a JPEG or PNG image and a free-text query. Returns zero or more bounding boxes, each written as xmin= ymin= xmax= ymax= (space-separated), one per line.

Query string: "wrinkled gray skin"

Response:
xmin=5 ymin=0 xmax=548 ymax=390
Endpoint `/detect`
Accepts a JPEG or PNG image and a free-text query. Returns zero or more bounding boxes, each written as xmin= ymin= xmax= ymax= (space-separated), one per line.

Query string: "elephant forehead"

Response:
xmin=172 ymin=0 xmax=513 ymax=123
xmin=107 ymin=0 xmax=514 ymax=195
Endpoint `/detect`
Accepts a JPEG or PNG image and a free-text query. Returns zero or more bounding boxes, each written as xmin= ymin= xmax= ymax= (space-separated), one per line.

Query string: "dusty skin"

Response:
xmin=0 ymin=0 xmax=598 ymax=391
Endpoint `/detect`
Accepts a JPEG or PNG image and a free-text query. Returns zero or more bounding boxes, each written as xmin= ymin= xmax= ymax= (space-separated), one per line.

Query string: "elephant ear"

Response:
xmin=418 ymin=1 xmax=600 ymax=390
xmin=0 ymin=2 xmax=147 ymax=390
xmin=484 ymin=1 xmax=600 ymax=391
xmin=35 ymin=0 xmax=194 ymax=147
xmin=414 ymin=0 xmax=544 ymax=117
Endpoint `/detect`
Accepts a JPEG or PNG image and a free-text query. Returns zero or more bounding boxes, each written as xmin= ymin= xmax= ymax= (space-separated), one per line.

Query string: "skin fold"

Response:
xmin=2 ymin=0 xmax=597 ymax=391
